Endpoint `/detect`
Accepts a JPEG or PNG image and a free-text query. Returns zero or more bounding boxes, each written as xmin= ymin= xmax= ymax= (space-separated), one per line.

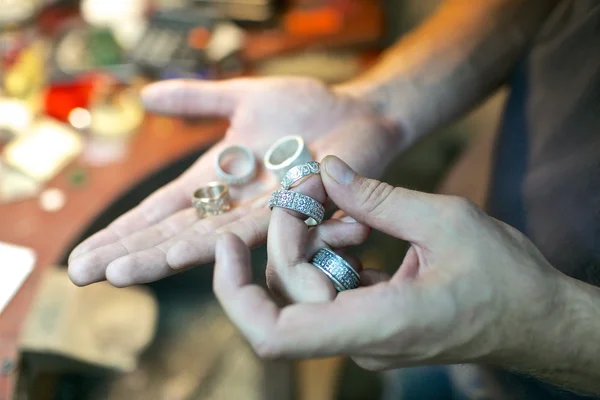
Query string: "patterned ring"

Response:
xmin=192 ymin=182 xmax=232 ymax=218
xmin=215 ymin=145 xmax=257 ymax=186
xmin=310 ymin=248 xmax=360 ymax=291
xmin=268 ymin=189 xmax=325 ymax=226
xmin=280 ymin=161 xmax=321 ymax=190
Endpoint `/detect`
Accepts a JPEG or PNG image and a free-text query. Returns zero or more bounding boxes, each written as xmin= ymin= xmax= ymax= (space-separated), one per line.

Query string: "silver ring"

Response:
xmin=310 ymin=248 xmax=360 ymax=291
xmin=268 ymin=189 xmax=324 ymax=226
xmin=280 ymin=161 xmax=320 ymax=190
xmin=263 ymin=135 xmax=312 ymax=180
xmin=215 ymin=145 xmax=257 ymax=186
xmin=192 ymin=182 xmax=232 ymax=218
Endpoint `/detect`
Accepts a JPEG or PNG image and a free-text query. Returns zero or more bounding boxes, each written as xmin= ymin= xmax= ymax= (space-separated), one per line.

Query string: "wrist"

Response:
xmin=332 ymin=82 xmax=416 ymax=155
xmin=485 ymin=267 xmax=569 ymax=371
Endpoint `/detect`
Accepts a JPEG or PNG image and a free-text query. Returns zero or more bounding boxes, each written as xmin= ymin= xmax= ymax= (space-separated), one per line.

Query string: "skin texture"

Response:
xmin=214 ymin=157 xmax=600 ymax=396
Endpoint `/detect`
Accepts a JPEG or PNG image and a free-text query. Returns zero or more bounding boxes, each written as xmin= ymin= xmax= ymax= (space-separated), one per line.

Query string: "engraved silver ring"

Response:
xmin=310 ymin=248 xmax=360 ymax=291
xmin=268 ymin=189 xmax=325 ymax=226
xmin=280 ymin=161 xmax=320 ymax=190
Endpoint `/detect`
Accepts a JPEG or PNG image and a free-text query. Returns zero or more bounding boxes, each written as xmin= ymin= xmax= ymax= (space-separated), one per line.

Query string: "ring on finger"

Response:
xmin=310 ymin=248 xmax=360 ymax=291
xmin=268 ymin=189 xmax=324 ymax=226
xmin=192 ymin=182 xmax=232 ymax=219
xmin=280 ymin=161 xmax=320 ymax=190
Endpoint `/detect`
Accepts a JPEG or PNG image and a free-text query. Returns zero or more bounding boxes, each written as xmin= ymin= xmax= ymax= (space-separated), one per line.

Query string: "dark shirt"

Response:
xmin=486 ymin=0 xmax=600 ymax=398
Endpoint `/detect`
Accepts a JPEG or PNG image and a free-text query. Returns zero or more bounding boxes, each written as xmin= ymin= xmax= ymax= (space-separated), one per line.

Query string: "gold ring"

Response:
xmin=192 ymin=182 xmax=232 ymax=218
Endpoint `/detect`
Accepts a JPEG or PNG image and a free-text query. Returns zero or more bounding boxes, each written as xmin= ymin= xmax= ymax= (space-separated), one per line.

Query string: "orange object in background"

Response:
xmin=188 ymin=27 xmax=211 ymax=50
xmin=284 ymin=5 xmax=344 ymax=36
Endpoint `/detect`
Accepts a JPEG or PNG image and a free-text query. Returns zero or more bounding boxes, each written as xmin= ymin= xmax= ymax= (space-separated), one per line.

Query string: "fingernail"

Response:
xmin=340 ymin=216 xmax=357 ymax=223
xmin=324 ymin=156 xmax=355 ymax=184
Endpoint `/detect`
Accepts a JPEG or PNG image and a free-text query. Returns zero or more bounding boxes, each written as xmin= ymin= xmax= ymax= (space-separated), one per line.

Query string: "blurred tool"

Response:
xmin=129 ymin=8 xmax=218 ymax=79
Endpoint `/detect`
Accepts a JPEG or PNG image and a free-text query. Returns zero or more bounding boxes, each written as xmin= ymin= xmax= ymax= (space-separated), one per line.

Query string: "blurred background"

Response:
xmin=0 ymin=0 xmax=506 ymax=399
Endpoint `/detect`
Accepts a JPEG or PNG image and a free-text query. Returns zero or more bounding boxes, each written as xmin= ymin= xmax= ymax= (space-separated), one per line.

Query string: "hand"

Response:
xmin=68 ymin=77 xmax=402 ymax=287
xmin=213 ymin=156 xmax=563 ymax=371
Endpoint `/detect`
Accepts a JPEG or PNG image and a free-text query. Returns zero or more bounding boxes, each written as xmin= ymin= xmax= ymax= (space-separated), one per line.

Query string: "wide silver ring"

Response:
xmin=280 ymin=161 xmax=320 ymax=190
xmin=268 ymin=189 xmax=324 ymax=226
xmin=215 ymin=145 xmax=257 ymax=186
xmin=263 ymin=135 xmax=312 ymax=180
xmin=310 ymin=248 xmax=360 ymax=291
xmin=192 ymin=182 xmax=232 ymax=218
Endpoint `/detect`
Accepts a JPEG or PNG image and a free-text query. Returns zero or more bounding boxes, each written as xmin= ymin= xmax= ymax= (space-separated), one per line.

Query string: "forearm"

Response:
xmin=338 ymin=0 xmax=558 ymax=143
xmin=503 ymin=273 xmax=600 ymax=396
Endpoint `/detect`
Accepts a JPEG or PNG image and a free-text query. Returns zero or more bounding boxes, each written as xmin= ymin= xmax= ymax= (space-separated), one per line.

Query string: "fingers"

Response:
xmin=360 ymin=269 xmax=391 ymax=286
xmin=68 ymin=141 xmax=231 ymax=278
xmin=267 ymin=175 xmax=333 ymax=303
xmin=141 ymin=79 xmax=241 ymax=117
xmin=69 ymin=207 xmax=251 ymax=286
xmin=68 ymin=179 xmax=189 ymax=262
xmin=102 ymin=207 xmax=269 ymax=287
xmin=320 ymin=156 xmax=443 ymax=244
xmin=214 ymin=236 xmax=397 ymax=359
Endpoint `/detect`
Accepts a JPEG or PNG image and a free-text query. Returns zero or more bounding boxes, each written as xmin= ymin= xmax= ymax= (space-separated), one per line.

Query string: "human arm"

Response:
xmin=215 ymin=155 xmax=600 ymax=396
xmin=338 ymin=0 xmax=559 ymax=141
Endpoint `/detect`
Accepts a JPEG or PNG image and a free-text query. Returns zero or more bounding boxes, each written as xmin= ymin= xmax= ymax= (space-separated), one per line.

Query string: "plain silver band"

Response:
xmin=280 ymin=161 xmax=320 ymax=190
xmin=310 ymin=248 xmax=360 ymax=291
xmin=268 ymin=189 xmax=325 ymax=226
xmin=263 ymin=135 xmax=312 ymax=180
xmin=192 ymin=182 xmax=232 ymax=218
xmin=215 ymin=145 xmax=257 ymax=186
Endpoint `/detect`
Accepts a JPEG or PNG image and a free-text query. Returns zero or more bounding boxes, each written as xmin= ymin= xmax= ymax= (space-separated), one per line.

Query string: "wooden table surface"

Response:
xmin=0 ymin=117 xmax=226 ymax=398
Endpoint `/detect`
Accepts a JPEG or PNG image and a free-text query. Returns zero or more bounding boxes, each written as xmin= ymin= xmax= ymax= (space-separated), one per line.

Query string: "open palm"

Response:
xmin=68 ymin=77 xmax=402 ymax=287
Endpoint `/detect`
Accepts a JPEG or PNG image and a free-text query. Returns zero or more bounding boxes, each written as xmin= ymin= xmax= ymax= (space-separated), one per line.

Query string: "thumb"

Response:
xmin=141 ymin=79 xmax=240 ymax=117
xmin=321 ymin=156 xmax=441 ymax=243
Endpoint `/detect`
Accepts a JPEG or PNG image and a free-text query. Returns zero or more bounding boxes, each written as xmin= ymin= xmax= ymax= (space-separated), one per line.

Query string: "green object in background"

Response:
xmin=68 ymin=168 xmax=88 ymax=187
xmin=88 ymin=28 xmax=122 ymax=67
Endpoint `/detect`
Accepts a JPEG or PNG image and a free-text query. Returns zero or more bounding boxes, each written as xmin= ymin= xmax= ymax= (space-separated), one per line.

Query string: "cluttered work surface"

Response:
xmin=0 ymin=0 xmax=383 ymax=398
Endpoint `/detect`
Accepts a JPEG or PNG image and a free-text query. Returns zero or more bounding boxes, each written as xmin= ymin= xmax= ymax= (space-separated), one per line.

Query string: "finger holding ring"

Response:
xmin=281 ymin=161 xmax=321 ymax=190
xmin=310 ymin=248 xmax=360 ymax=291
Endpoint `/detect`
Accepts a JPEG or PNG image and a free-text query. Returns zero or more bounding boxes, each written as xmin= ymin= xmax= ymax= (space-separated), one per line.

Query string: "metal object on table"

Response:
xmin=192 ymin=182 xmax=232 ymax=218
xmin=263 ymin=135 xmax=312 ymax=180
xmin=268 ymin=189 xmax=324 ymax=226
xmin=310 ymin=248 xmax=360 ymax=292
xmin=215 ymin=145 xmax=257 ymax=186
xmin=280 ymin=161 xmax=320 ymax=190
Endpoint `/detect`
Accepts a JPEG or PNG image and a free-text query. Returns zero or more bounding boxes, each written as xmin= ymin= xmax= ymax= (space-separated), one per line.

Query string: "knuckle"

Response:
xmin=356 ymin=179 xmax=396 ymax=219
xmin=443 ymin=196 xmax=479 ymax=222
xmin=252 ymin=336 xmax=281 ymax=360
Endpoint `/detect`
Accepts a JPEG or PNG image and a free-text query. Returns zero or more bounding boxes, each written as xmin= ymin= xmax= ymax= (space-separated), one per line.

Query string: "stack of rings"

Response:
xmin=269 ymin=160 xmax=359 ymax=291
